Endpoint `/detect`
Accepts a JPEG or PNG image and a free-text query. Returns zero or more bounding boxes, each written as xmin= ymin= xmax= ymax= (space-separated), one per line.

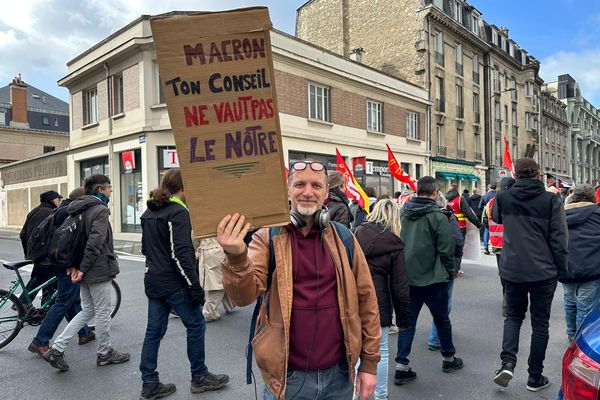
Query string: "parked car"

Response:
xmin=560 ymin=299 xmax=600 ymax=399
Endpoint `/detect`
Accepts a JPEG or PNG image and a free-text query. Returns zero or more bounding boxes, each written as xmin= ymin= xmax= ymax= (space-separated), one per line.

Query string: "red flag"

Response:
xmin=386 ymin=144 xmax=417 ymax=191
xmin=336 ymin=149 xmax=370 ymax=213
xmin=284 ymin=167 xmax=289 ymax=181
xmin=503 ymin=136 xmax=515 ymax=177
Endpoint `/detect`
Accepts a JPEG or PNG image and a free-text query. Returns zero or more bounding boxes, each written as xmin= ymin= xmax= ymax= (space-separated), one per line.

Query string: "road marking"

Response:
xmin=117 ymin=255 xmax=145 ymax=263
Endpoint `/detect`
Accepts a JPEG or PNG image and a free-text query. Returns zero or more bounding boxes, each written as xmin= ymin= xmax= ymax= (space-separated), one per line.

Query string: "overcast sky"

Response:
xmin=2 ymin=0 xmax=600 ymax=106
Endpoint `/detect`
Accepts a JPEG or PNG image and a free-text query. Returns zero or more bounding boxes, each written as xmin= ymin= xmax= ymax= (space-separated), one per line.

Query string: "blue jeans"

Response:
xmin=33 ymin=270 xmax=89 ymax=346
xmin=483 ymin=228 xmax=490 ymax=249
xmin=139 ymin=288 xmax=208 ymax=383
xmin=263 ymin=363 xmax=353 ymax=399
xmin=428 ymin=280 xmax=455 ymax=347
xmin=396 ymin=282 xmax=456 ymax=365
xmin=562 ymin=280 xmax=600 ymax=340
xmin=374 ymin=326 xmax=390 ymax=399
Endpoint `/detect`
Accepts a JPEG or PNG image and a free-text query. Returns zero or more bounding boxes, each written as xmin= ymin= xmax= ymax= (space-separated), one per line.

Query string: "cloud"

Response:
xmin=540 ymin=48 xmax=600 ymax=105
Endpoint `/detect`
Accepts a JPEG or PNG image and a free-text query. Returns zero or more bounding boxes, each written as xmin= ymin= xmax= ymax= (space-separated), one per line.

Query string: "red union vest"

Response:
xmin=487 ymin=197 xmax=504 ymax=249
xmin=448 ymin=196 xmax=466 ymax=229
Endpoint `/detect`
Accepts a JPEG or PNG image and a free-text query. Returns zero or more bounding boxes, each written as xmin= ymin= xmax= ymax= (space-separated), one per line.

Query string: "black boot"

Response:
xmin=140 ymin=382 xmax=176 ymax=400
xmin=190 ymin=372 xmax=229 ymax=393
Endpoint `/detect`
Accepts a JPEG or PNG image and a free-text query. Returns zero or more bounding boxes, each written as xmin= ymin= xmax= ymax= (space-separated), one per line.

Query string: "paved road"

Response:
xmin=0 ymin=237 xmax=568 ymax=400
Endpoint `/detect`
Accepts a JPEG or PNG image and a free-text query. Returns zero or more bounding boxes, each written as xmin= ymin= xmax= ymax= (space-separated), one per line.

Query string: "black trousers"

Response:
xmin=500 ymin=278 xmax=557 ymax=377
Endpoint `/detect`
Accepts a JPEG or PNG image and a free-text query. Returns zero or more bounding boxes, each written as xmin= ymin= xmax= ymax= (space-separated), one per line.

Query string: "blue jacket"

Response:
xmin=561 ymin=202 xmax=600 ymax=284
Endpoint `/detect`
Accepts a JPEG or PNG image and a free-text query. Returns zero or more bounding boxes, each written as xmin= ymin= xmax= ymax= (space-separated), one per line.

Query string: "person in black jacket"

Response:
xmin=138 ymin=168 xmax=228 ymax=400
xmin=43 ymin=175 xmax=130 ymax=371
xmin=19 ymin=190 xmax=62 ymax=304
xmin=28 ymin=188 xmax=95 ymax=357
xmin=355 ymin=199 xmax=409 ymax=399
xmin=466 ymin=188 xmax=483 ymax=241
xmin=326 ymin=171 xmax=353 ymax=228
xmin=491 ymin=158 xmax=568 ymax=392
xmin=561 ymin=184 xmax=600 ymax=341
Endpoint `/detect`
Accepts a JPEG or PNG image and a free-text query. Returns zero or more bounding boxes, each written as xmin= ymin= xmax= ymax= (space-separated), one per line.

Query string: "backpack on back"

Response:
xmin=245 ymin=221 xmax=355 ymax=384
xmin=27 ymin=211 xmax=58 ymax=262
xmin=48 ymin=213 xmax=87 ymax=268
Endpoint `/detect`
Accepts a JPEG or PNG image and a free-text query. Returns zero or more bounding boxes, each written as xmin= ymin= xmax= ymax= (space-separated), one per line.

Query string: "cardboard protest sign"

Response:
xmin=151 ymin=8 xmax=289 ymax=238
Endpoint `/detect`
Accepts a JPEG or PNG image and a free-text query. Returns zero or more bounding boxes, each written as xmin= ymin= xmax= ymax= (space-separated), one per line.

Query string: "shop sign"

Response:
xmin=1 ymin=154 xmax=67 ymax=185
xmin=366 ymin=161 xmax=391 ymax=176
xmin=121 ymin=151 xmax=135 ymax=173
xmin=431 ymin=161 xmax=474 ymax=174
xmin=151 ymin=8 xmax=289 ymax=237
xmin=352 ymin=156 xmax=366 ymax=174
xmin=163 ymin=149 xmax=180 ymax=168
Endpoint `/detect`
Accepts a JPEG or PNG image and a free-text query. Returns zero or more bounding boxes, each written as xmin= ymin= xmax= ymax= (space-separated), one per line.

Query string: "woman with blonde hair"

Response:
xmin=355 ymin=199 xmax=410 ymax=400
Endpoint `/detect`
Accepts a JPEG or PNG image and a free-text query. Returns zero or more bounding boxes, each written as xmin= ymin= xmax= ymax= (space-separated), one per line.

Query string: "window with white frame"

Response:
xmin=367 ymin=99 xmax=382 ymax=132
xmin=437 ymin=125 xmax=445 ymax=146
xmin=406 ymin=111 xmax=419 ymax=139
xmin=454 ymin=1 xmax=463 ymax=23
xmin=84 ymin=87 xmax=98 ymax=125
xmin=457 ymin=130 xmax=464 ymax=150
xmin=474 ymin=134 xmax=481 ymax=156
xmin=435 ymin=31 xmax=444 ymax=65
xmin=492 ymin=29 xmax=498 ymax=45
xmin=154 ymin=62 xmax=165 ymax=104
xmin=525 ymin=112 xmax=531 ymax=130
xmin=500 ymin=35 xmax=506 ymax=50
xmin=113 ymin=73 xmax=124 ymax=115
xmin=471 ymin=14 xmax=480 ymax=35
xmin=521 ymin=53 xmax=527 ymax=65
xmin=308 ymin=83 xmax=330 ymax=122
xmin=0 ymin=111 xmax=5 ymax=125
xmin=455 ymin=43 xmax=463 ymax=76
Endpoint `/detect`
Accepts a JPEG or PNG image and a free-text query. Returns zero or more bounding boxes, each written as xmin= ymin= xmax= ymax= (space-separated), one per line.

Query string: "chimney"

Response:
xmin=349 ymin=48 xmax=365 ymax=63
xmin=9 ymin=74 xmax=28 ymax=128
xmin=499 ymin=27 xmax=509 ymax=37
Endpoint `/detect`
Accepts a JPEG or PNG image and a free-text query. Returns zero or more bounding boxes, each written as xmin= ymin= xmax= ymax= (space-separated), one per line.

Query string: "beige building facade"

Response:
xmin=540 ymin=86 xmax=570 ymax=185
xmin=297 ymin=0 xmax=543 ymax=187
xmin=7 ymin=14 xmax=428 ymax=237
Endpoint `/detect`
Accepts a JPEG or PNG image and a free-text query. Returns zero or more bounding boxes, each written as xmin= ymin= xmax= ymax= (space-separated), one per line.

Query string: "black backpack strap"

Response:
xmin=246 ymin=226 xmax=281 ymax=385
xmin=330 ymin=221 xmax=355 ymax=269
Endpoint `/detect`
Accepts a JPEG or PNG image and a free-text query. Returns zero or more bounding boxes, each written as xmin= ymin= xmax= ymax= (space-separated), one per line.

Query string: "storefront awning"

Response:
xmin=547 ymin=173 xmax=574 ymax=188
xmin=457 ymin=173 xmax=480 ymax=182
xmin=436 ymin=172 xmax=458 ymax=180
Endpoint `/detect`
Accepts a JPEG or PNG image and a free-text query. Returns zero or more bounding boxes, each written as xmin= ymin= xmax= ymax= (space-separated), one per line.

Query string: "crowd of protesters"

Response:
xmin=12 ymin=156 xmax=600 ymax=399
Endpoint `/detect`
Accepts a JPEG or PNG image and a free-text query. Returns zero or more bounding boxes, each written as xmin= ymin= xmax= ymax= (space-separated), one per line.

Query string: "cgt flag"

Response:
xmin=336 ymin=148 xmax=370 ymax=214
xmin=386 ymin=144 xmax=417 ymax=191
xmin=503 ymin=136 xmax=515 ymax=177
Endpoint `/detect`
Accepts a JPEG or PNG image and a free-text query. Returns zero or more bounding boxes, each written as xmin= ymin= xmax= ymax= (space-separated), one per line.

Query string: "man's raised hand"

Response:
xmin=216 ymin=213 xmax=250 ymax=255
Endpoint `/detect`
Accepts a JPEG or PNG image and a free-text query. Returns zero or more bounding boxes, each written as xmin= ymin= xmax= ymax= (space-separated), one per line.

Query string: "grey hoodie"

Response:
xmin=68 ymin=195 xmax=119 ymax=284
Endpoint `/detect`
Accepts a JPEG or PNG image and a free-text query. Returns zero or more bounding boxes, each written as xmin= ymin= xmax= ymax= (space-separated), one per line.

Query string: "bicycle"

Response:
xmin=0 ymin=260 xmax=122 ymax=349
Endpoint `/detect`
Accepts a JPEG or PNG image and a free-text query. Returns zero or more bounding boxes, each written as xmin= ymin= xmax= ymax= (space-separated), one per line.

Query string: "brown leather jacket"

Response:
xmin=222 ymin=224 xmax=381 ymax=399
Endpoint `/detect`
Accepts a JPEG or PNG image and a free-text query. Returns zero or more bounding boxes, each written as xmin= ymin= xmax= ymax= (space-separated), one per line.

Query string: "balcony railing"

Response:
xmin=475 ymin=152 xmax=483 ymax=161
xmin=437 ymin=146 xmax=447 ymax=155
xmin=473 ymin=71 xmax=480 ymax=84
xmin=456 ymin=106 xmax=464 ymax=119
xmin=436 ymin=98 xmax=446 ymax=113
xmin=455 ymin=62 xmax=463 ymax=76
xmin=435 ymin=51 xmax=444 ymax=66
xmin=457 ymin=149 xmax=466 ymax=158
xmin=474 ymin=112 xmax=480 ymax=124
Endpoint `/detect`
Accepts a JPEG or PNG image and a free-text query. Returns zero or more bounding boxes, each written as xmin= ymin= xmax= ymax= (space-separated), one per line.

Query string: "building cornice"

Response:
xmin=424 ymin=6 xmax=490 ymax=52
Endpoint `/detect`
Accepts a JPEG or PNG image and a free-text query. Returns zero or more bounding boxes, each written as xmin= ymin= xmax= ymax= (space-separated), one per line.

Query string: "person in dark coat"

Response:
xmin=19 ymin=189 xmax=62 ymax=304
xmin=491 ymin=158 xmax=568 ymax=392
xmin=138 ymin=168 xmax=228 ymax=400
xmin=43 ymin=175 xmax=130 ymax=372
xmin=326 ymin=171 xmax=353 ymax=228
xmin=353 ymin=186 xmax=377 ymax=229
xmin=560 ymin=184 xmax=600 ymax=341
xmin=466 ymin=188 xmax=483 ymax=240
xmin=461 ymin=189 xmax=470 ymax=201
xmin=355 ymin=198 xmax=409 ymax=400
xmin=28 ymin=188 xmax=95 ymax=357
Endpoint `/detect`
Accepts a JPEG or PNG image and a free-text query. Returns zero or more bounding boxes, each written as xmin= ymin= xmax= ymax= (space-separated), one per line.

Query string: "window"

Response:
xmin=526 ymin=81 xmax=534 ymax=97
xmin=455 ymin=85 xmax=463 ymax=118
xmin=43 ymin=146 xmax=55 ymax=153
xmin=474 ymin=134 xmax=481 ymax=158
xmin=512 ymin=142 xmax=518 ymax=159
xmin=495 ymin=137 xmax=501 ymax=164
xmin=435 ymin=31 xmax=444 ymax=65
xmin=492 ymin=29 xmax=498 ymax=45
xmin=509 ymin=44 xmax=515 ymax=57
xmin=512 ymin=109 xmax=517 ymax=126
xmin=472 ymin=54 xmax=479 ymax=83
xmin=505 ymin=105 xmax=509 ymax=125
xmin=308 ymin=83 xmax=330 ymax=122
xmin=473 ymin=92 xmax=480 ymax=123
xmin=437 ymin=125 xmax=445 ymax=146
xmin=455 ymin=44 xmax=463 ymax=76
xmin=84 ymin=87 xmax=98 ymax=125
xmin=54 ymin=118 xmax=59 ymax=127
xmin=500 ymin=35 xmax=506 ymax=51
xmin=471 ymin=14 xmax=480 ymax=35
xmin=367 ymin=99 xmax=382 ymax=132
xmin=113 ymin=73 xmax=124 ymax=115
xmin=406 ymin=111 xmax=419 ymax=139
xmin=155 ymin=62 xmax=165 ymax=104
xmin=435 ymin=76 xmax=445 ymax=112
xmin=521 ymin=52 xmax=527 ymax=65
xmin=525 ymin=112 xmax=531 ymax=130
xmin=0 ymin=111 xmax=4 ymax=125
xmin=42 ymin=116 xmax=50 ymax=126
xmin=454 ymin=1 xmax=463 ymax=23
xmin=457 ymin=130 xmax=464 ymax=150
xmin=416 ymin=164 xmax=422 ymax=178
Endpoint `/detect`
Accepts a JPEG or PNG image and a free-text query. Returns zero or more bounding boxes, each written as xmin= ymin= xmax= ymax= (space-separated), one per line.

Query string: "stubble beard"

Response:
xmin=296 ymin=206 xmax=317 ymax=216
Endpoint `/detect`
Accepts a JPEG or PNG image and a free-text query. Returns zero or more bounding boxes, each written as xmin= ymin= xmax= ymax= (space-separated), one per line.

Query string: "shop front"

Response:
xmin=119 ymin=149 xmax=143 ymax=233
xmin=546 ymin=172 xmax=574 ymax=188
xmin=431 ymin=157 xmax=480 ymax=193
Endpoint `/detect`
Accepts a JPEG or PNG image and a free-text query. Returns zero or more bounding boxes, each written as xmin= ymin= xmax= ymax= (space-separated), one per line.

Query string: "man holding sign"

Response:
xmin=216 ymin=160 xmax=381 ymax=400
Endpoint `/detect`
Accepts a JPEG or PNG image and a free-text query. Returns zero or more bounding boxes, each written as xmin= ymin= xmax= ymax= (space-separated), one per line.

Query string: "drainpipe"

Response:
xmin=483 ymin=52 xmax=492 ymax=186
xmin=427 ymin=14 xmax=433 ymax=177
xmin=103 ymin=63 xmax=116 ymax=226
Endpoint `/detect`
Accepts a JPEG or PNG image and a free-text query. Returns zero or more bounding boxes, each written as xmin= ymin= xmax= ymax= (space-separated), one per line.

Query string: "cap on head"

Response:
xmin=514 ymin=157 xmax=539 ymax=179
xmin=40 ymin=190 xmax=61 ymax=203
xmin=572 ymin=184 xmax=596 ymax=203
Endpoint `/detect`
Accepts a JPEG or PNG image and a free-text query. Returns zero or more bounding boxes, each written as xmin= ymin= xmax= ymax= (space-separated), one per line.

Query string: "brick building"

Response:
xmin=296 ymin=0 xmax=543 ymax=187
xmin=37 ymin=14 xmax=429 ymax=237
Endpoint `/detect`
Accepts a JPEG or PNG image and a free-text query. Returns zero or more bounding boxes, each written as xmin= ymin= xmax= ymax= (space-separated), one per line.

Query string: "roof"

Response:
xmin=0 ymin=80 xmax=68 ymax=114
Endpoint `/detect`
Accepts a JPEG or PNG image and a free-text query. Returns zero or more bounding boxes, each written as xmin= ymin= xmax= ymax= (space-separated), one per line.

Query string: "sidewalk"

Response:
xmin=0 ymin=228 xmax=142 ymax=256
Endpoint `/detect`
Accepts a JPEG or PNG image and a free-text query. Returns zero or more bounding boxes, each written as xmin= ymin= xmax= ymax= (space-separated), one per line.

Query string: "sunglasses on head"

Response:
xmin=290 ymin=161 xmax=327 ymax=173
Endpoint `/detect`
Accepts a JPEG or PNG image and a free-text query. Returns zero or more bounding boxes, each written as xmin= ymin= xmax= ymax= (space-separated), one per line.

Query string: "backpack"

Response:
xmin=48 ymin=213 xmax=87 ymax=268
xmin=245 ymin=221 xmax=355 ymax=384
xmin=27 ymin=211 xmax=58 ymax=262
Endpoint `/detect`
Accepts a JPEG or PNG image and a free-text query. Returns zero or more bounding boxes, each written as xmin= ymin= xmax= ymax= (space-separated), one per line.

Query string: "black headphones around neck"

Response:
xmin=290 ymin=207 xmax=330 ymax=230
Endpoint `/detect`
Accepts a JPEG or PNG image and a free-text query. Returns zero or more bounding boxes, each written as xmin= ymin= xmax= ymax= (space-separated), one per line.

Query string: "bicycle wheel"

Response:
xmin=0 ymin=289 xmax=25 ymax=349
xmin=110 ymin=280 xmax=121 ymax=319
